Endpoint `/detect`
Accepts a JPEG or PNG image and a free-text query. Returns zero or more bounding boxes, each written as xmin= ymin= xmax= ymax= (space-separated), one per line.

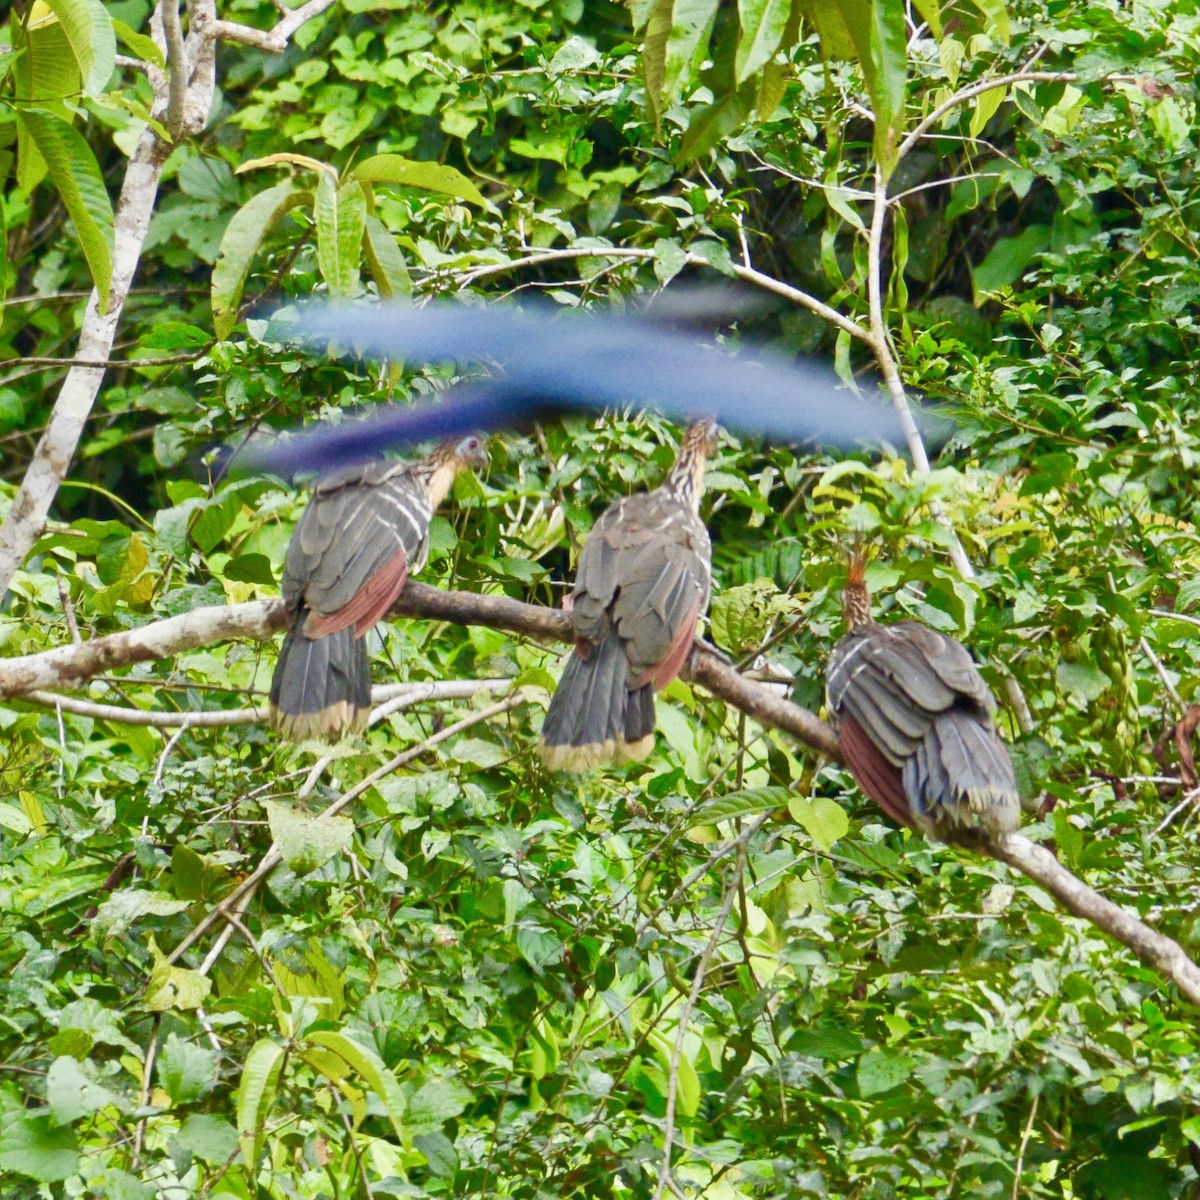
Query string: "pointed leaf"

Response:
xmin=15 ymin=109 xmax=113 ymax=309
xmin=348 ymin=154 xmax=488 ymax=207
xmin=736 ymin=0 xmax=791 ymax=82
xmin=212 ymin=181 xmax=309 ymax=338
xmin=642 ymin=0 xmax=673 ymax=121
xmin=789 ymin=795 xmax=850 ymax=850
xmin=315 ymin=175 xmax=365 ymax=297
xmin=46 ymin=1056 xmax=124 ymax=1125
xmin=236 ymin=1039 xmax=286 ymax=1170
xmin=0 ymin=1112 xmax=79 ymax=1182
xmin=690 ymin=786 xmax=790 ymax=827
xmin=664 ymin=0 xmax=721 ymax=103
xmin=840 ymin=0 xmax=907 ymax=175
xmin=363 ymin=215 xmax=412 ymax=300
xmin=304 ymin=1030 xmax=408 ymax=1140
xmin=112 ymin=17 xmax=163 ymax=67
xmin=40 ymin=0 xmax=114 ymax=94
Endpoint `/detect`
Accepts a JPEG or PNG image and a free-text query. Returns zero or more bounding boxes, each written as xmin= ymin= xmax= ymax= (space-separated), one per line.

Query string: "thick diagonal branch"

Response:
xmin=3 ymin=583 xmax=1199 ymax=1004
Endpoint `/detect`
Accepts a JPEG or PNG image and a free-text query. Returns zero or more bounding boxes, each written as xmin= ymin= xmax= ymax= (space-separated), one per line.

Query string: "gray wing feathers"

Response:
xmin=283 ymin=462 xmax=431 ymax=614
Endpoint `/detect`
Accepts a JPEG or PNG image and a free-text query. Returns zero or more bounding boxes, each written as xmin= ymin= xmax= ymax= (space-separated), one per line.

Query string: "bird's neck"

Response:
xmin=663 ymin=447 xmax=708 ymax=513
xmin=842 ymin=581 xmax=872 ymax=630
xmin=417 ymin=457 xmax=459 ymax=509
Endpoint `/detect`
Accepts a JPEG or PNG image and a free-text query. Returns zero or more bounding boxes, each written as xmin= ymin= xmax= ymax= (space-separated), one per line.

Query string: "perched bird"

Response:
xmin=540 ymin=419 xmax=718 ymax=771
xmin=238 ymin=301 xmax=924 ymax=479
xmin=270 ymin=434 xmax=487 ymax=741
xmin=825 ymin=554 xmax=1020 ymax=841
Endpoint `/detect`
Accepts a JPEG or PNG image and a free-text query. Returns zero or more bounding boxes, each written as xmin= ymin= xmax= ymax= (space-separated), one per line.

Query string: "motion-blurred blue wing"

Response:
xmin=293 ymin=302 xmax=911 ymax=448
xmin=237 ymin=384 xmax=525 ymax=479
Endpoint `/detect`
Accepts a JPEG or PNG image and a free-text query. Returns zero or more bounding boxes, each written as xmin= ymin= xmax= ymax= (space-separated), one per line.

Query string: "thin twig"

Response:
xmin=653 ymin=841 xmax=746 ymax=1200
xmin=168 ymin=692 xmax=530 ymax=969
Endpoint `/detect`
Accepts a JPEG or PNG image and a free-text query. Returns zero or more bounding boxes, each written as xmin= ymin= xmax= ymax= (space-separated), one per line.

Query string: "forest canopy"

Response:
xmin=3 ymin=0 xmax=1200 ymax=1196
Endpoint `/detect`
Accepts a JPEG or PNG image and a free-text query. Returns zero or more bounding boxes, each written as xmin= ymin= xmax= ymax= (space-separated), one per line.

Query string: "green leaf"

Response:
xmin=736 ymin=0 xmax=790 ymax=82
xmin=176 ymin=1114 xmax=239 ymax=1166
xmin=304 ymin=1030 xmax=408 ymax=1140
xmin=690 ymin=787 xmax=790 ymax=827
xmin=1057 ymin=661 xmax=1112 ymax=703
xmin=46 ymin=1056 xmax=124 ymax=1125
xmin=664 ymin=0 xmax=721 ymax=104
xmin=789 ymin=796 xmax=851 ymax=850
xmin=236 ymin=1039 xmax=286 ymax=1170
xmin=648 ymin=1030 xmax=701 ymax=1118
xmin=0 ymin=1112 xmax=79 ymax=1183
xmin=157 ymin=1034 xmax=217 ymax=1105
xmin=856 ymin=1049 xmax=914 ymax=1096
xmin=349 ymin=154 xmax=488 ymax=207
xmin=40 ymin=0 xmax=114 ymax=94
xmin=93 ymin=890 xmax=189 ymax=936
xmin=642 ymin=0 xmax=673 ymax=121
xmin=840 ymin=0 xmax=907 ymax=175
xmin=653 ymin=237 xmax=687 ymax=285
xmin=112 ymin=17 xmax=164 ymax=67
xmin=970 ymin=224 xmax=1050 ymax=299
xmin=145 ymin=941 xmax=213 ymax=1012
xmin=970 ymin=0 xmax=1010 ymax=43
xmin=222 ymin=552 xmax=275 ymax=585
xmin=212 ymin=180 xmax=309 ymax=338
xmin=363 ymin=215 xmax=412 ymax=300
xmin=406 ymin=1077 xmax=471 ymax=1135
xmin=968 ymin=83 xmax=1007 ymax=139
xmin=265 ymin=800 xmax=354 ymax=876
xmin=314 ymin=174 xmax=365 ymax=298
xmin=15 ymin=110 xmax=114 ymax=310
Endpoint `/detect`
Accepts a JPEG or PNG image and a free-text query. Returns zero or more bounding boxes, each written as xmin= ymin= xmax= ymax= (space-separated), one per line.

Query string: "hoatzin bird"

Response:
xmin=539 ymin=419 xmax=719 ymax=771
xmin=238 ymin=301 xmax=922 ymax=480
xmin=269 ymin=434 xmax=487 ymax=741
xmin=825 ymin=554 xmax=1020 ymax=841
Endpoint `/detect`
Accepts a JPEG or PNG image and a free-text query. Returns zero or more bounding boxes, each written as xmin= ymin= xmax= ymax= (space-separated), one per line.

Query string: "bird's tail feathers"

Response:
xmin=904 ymin=711 xmax=1020 ymax=837
xmin=269 ymin=625 xmax=372 ymax=743
xmin=540 ymin=632 xmax=655 ymax=772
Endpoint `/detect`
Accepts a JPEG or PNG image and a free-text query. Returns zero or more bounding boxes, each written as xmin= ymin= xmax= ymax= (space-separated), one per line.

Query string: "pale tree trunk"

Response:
xmin=0 ymin=0 xmax=337 ymax=599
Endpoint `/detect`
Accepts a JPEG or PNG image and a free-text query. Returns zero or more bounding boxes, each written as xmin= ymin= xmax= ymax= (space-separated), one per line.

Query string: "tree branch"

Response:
xmin=212 ymin=0 xmax=338 ymax=53
xmin=5 ymin=583 xmax=1199 ymax=1005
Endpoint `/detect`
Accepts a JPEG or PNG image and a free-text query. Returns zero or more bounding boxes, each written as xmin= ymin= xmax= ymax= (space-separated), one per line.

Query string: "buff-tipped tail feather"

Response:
xmin=540 ymin=632 xmax=655 ymax=772
xmin=269 ymin=626 xmax=372 ymax=743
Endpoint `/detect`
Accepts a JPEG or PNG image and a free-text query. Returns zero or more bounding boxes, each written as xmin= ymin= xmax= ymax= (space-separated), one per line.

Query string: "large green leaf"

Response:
xmin=236 ymin=1039 xmax=286 ymax=1172
xmin=664 ymin=0 xmax=721 ymax=105
xmin=840 ymin=0 xmax=907 ymax=175
xmin=305 ymin=1030 xmax=408 ymax=1140
xmin=211 ymin=180 xmax=310 ymax=338
xmin=12 ymin=7 xmax=80 ymax=191
xmin=736 ymin=0 xmax=791 ymax=82
xmin=0 ymin=1112 xmax=79 ymax=1183
xmin=265 ymin=800 xmax=354 ymax=876
xmin=363 ymin=215 xmax=412 ymax=300
xmin=42 ymin=0 xmax=115 ymax=94
xmin=314 ymin=174 xmax=365 ymax=298
xmin=348 ymin=154 xmax=488 ymax=207
xmin=15 ymin=109 xmax=113 ymax=309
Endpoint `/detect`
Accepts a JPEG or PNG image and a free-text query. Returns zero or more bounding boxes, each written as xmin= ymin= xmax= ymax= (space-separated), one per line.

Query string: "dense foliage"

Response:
xmin=4 ymin=0 xmax=1200 ymax=1195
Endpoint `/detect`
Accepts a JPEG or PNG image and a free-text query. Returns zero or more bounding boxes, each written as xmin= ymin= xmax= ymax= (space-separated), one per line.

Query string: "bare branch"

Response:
xmin=20 ymin=677 xmax=513 ymax=726
xmin=161 ymin=0 xmax=187 ymax=140
xmin=212 ymin=0 xmax=338 ymax=53
xmin=897 ymin=71 xmax=1080 ymax=161
xmin=993 ymin=835 xmax=1200 ymax=1007
xmin=451 ymin=246 xmax=872 ymax=344
xmin=5 ymin=583 xmax=1200 ymax=1004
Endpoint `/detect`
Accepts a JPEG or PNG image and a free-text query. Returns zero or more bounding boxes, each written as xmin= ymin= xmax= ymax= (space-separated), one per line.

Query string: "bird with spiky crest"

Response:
xmin=825 ymin=550 xmax=1020 ymax=841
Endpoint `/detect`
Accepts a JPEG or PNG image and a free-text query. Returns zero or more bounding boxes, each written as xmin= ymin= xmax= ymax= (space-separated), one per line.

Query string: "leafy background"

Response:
xmin=4 ymin=0 xmax=1200 ymax=1196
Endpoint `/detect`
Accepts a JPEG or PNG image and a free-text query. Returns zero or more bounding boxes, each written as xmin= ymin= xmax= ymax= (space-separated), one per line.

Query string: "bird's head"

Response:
xmin=684 ymin=417 xmax=720 ymax=457
xmin=436 ymin=432 xmax=489 ymax=472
